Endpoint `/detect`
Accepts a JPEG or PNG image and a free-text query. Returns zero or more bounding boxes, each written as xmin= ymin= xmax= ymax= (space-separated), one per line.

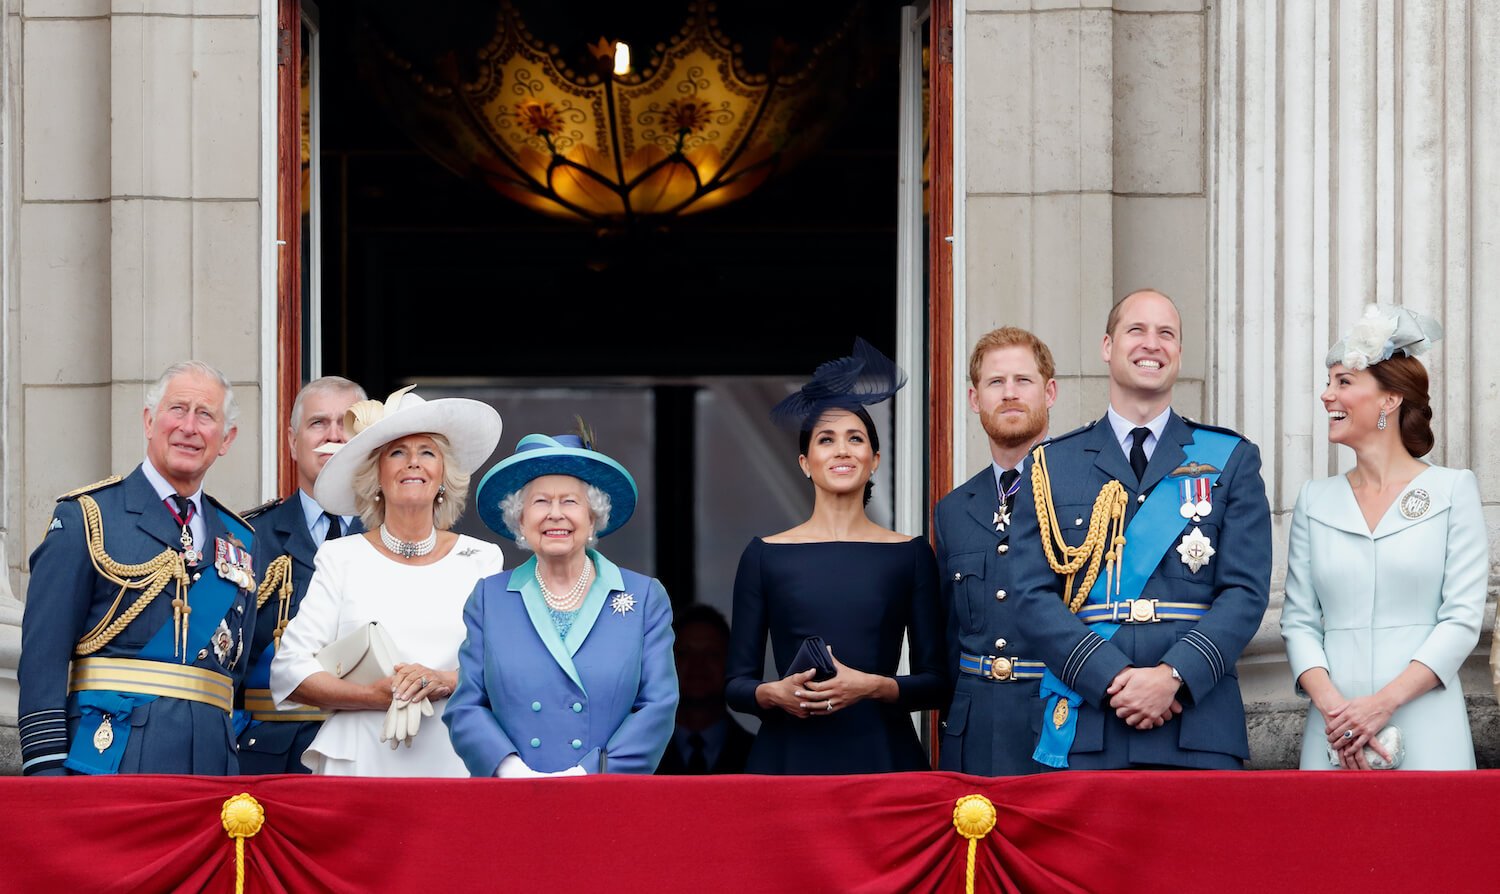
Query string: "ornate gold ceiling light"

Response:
xmin=368 ymin=2 xmax=864 ymax=226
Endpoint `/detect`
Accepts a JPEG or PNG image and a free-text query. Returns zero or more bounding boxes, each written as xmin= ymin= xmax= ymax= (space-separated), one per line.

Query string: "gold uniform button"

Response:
xmin=953 ymin=572 xmax=962 ymax=581
xmin=994 ymin=638 xmax=1007 ymax=650
xmin=1074 ymin=517 xmax=1084 ymax=526
xmin=1137 ymin=493 xmax=1147 ymax=504
xmin=995 ymin=589 xmax=1007 ymax=601
xmin=996 ymin=543 xmax=1007 ymax=555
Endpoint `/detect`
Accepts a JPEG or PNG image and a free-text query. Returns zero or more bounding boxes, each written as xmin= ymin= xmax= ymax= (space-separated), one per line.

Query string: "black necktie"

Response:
xmin=324 ymin=513 xmax=343 ymax=541
xmin=998 ymin=468 xmax=1020 ymax=497
xmin=686 ymin=732 xmax=708 ymax=774
xmin=1129 ymin=427 xmax=1151 ymax=482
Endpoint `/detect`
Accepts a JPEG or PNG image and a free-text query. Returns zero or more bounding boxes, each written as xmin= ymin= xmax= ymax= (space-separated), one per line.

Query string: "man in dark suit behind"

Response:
xmin=656 ymin=604 xmax=754 ymax=774
xmin=935 ymin=327 xmax=1058 ymax=775
xmin=237 ymin=375 xmax=366 ymax=773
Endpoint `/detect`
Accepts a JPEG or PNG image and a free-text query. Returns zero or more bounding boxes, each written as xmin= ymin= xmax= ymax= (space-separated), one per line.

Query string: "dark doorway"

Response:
xmin=312 ymin=0 xmax=906 ymax=604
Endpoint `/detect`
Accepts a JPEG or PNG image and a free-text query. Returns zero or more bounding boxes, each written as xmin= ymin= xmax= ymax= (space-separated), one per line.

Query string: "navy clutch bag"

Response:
xmin=789 ymin=636 xmax=836 ymax=682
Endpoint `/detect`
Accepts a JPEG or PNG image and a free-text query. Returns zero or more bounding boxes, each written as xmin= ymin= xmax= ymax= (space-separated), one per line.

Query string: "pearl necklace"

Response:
xmin=537 ymin=561 xmax=592 ymax=612
xmin=380 ymin=523 xmax=437 ymax=559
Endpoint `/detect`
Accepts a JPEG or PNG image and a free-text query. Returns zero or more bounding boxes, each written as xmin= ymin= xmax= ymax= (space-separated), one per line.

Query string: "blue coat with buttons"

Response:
xmin=1005 ymin=412 xmax=1271 ymax=769
xmin=444 ymin=550 xmax=678 ymax=776
xmin=934 ymin=458 xmax=1053 ymax=776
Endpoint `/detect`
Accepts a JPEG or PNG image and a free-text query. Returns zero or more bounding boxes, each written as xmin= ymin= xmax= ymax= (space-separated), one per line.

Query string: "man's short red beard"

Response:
xmin=981 ymin=401 xmax=1048 ymax=450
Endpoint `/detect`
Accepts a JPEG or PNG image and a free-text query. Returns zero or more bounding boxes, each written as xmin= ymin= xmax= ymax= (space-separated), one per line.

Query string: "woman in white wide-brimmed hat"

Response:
xmin=270 ymin=386 xmax=504 ymax=776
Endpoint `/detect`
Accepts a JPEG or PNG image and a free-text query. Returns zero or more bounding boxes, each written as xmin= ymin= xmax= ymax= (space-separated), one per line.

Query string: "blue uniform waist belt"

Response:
xmin=958 ymin=652 xmax=1045 ymax=682
xmin=1075 ymin=600 xmax=1211 ymax=625
xmin=70 ymin=657 xmax=233 ymax=714
xmin=242 ymin=687 xmax=329 ymax=722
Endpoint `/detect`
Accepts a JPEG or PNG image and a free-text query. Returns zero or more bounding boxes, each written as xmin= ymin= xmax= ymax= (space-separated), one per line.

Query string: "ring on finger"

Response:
xmin=1342 ymin=729 xmax=1354 ymax=740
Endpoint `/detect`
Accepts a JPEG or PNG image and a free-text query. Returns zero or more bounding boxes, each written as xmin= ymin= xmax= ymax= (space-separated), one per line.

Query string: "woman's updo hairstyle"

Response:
xmin=1368 ymin=354 xmax=1435 ymax=458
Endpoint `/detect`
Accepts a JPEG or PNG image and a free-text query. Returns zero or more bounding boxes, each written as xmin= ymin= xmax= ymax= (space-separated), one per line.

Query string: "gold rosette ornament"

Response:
xmin=221 ymin=793 xmax=265 ymax=894
xmin=952 ymin=794 xmax=998 ymax=894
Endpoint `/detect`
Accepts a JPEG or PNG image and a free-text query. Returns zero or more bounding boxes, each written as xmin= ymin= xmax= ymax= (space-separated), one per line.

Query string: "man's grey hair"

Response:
xmin=498 ymin=479 xmax=612 ymax=552
xmin=290 ymin=376 xmax=367 ymax=430
xmin=144 ymin=360 xmax=239 ymax=428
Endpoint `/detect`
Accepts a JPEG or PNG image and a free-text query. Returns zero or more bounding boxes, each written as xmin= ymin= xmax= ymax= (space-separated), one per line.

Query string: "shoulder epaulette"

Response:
xmin=1038 ymin=420 xmax=1096 ymax=448
xmin=241 ymin=496 xmax=285 ymax=521
xmin=56 ymin=475 xmax=124 ymax=502
xmin=205 ymin=494 xmax=255 ymax=534
xmin=1181 ymin=417 xmax=1244 ymax=438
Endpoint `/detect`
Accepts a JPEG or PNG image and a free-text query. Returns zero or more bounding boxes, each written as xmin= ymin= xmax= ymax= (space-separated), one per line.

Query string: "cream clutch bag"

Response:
xmin=315 ymin=621 xmax=397 ymax=685
xmin=1326 ymin=725 xmax=1404 ymax=770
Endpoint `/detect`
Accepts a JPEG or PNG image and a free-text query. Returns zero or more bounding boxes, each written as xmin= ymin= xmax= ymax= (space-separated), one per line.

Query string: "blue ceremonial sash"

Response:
xmin=1034 ymin=429 xmax=1239 ymax=767
xmin=66 ymin=510 xmax=249 ymax=775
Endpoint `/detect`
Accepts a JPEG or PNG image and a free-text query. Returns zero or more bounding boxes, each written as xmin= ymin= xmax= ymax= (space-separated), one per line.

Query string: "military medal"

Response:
xmin=1176 ymin=526 xmax=1216 ymax=573
xmin=215 ymin=538 xmax=255 ymax=590
xmin=1052 ymin=700 xmax=1069 ymax=729
xmin=93 ymin=715 xmax=114 ymax=753
xmin=165 ymin=497 xmax=200 ymax=564
xmin=994 ymin=469 xmax=1023 ymax=533
xmin=211 ymin=619 xmax=233 ymax=666
xmin=1178 ymin=477 xmax=1213 ymax=521
xmin=1399 ymin=488 xmax=1431 ymax=520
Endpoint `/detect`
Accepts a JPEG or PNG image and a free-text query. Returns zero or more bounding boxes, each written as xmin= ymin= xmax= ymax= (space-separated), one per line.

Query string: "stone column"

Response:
xmin=959 ymin=1 xmax=1208 ymax=466
xmin=1211 ymin=0 xmax=1500 ymax=766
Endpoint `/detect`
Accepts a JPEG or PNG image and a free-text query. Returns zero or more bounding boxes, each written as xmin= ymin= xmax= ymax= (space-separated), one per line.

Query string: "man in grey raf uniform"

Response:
xmin=237 ymin=375 xmax=366 ymax=773
xmin=1007 ymin=289 xmax=1271 ymax=769
xmin=18 ymin=360 xmax=258 ymax=775
xmin=935 ymin=327 xmax=1058 ymax=774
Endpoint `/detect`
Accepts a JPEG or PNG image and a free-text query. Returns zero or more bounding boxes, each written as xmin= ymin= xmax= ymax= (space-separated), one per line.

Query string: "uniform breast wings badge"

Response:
xmin=1176 ymin=527 xmax=1215 ymax=573
xmin=1398 ymin=488 xmax=1430 ymax=520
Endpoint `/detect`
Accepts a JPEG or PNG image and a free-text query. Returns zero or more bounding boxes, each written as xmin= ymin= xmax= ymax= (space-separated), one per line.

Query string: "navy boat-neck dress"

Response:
xmin=725 ymin=537 xmax=945 ymax=774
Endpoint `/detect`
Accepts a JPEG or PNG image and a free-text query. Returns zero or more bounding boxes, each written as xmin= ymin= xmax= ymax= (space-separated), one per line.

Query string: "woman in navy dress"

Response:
xmin=725 ymin=339 xmax=945 ymax=774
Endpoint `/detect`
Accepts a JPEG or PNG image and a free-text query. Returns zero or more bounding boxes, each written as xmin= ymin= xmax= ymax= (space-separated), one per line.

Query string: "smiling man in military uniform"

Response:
xmin=237 ymin=375 xmax=366 ymax=773
xmin=935 ymin=327 xmax=1058 ymax=775
xmin=18 ymin=360 xmax=258 ymax=776
xmin=1007 ymin=289 xmax=1271 ymax=770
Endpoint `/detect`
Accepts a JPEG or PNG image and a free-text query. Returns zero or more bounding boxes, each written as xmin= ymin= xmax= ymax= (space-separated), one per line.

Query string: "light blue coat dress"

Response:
xmin=1281 ymin=465 xmax=1487 ymax=770
xmin=444 ymin=550 xmax=678 ymax=776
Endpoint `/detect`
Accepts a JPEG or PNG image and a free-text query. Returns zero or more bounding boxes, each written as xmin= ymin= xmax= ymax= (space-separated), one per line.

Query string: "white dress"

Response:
xmin=270 ymin=533 xmax=504 ymax=776
xmin=1281 ymin=465 xmax=1487 ymax=770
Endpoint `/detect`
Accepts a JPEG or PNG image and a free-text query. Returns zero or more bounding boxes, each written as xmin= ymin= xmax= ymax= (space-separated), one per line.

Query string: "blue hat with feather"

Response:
xmin=476 ymin=424 xmax=638 ymax=540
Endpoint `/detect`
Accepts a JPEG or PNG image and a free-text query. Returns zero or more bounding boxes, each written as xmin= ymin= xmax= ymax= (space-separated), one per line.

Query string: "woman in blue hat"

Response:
xmin=444 ymin=429 xmax=678 ymax=776
xmin=725 ymin=339 xmax=946 ymax=773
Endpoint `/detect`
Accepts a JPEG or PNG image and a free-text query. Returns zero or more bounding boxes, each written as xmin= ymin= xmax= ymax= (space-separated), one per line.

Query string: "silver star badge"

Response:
xmin=1176 ymin=526 xmax=1215 ymax=574
xmin=609 ymin=593 xmax=636 ymax=615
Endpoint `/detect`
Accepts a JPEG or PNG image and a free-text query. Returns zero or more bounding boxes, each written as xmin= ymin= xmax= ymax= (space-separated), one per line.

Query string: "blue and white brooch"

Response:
xmin=609 ymin=593 xmax=637 ymax=615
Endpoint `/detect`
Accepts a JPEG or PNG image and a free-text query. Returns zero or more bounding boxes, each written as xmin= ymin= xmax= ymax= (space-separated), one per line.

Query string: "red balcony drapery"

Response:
xmin=2 ymin=770 xmax=1495 ymax=893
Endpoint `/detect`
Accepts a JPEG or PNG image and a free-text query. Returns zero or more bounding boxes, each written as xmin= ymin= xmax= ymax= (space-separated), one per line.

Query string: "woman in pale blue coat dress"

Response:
xmin=1281 ymin=305 xmax=1487 ymax=770
xmin=444 ymin=431 xmax=677 ymax=777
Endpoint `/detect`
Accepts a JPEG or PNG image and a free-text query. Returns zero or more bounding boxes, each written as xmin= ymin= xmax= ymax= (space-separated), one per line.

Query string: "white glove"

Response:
xmin=380 ymin=697 xmax=431 ymax=750
xmin=549 ymin=765 xmax=587 ymax=778
xmin=380 ymin=699 xmax=404 ymax=749
xmin=497 ymin=754 xmax=545 ymax=778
